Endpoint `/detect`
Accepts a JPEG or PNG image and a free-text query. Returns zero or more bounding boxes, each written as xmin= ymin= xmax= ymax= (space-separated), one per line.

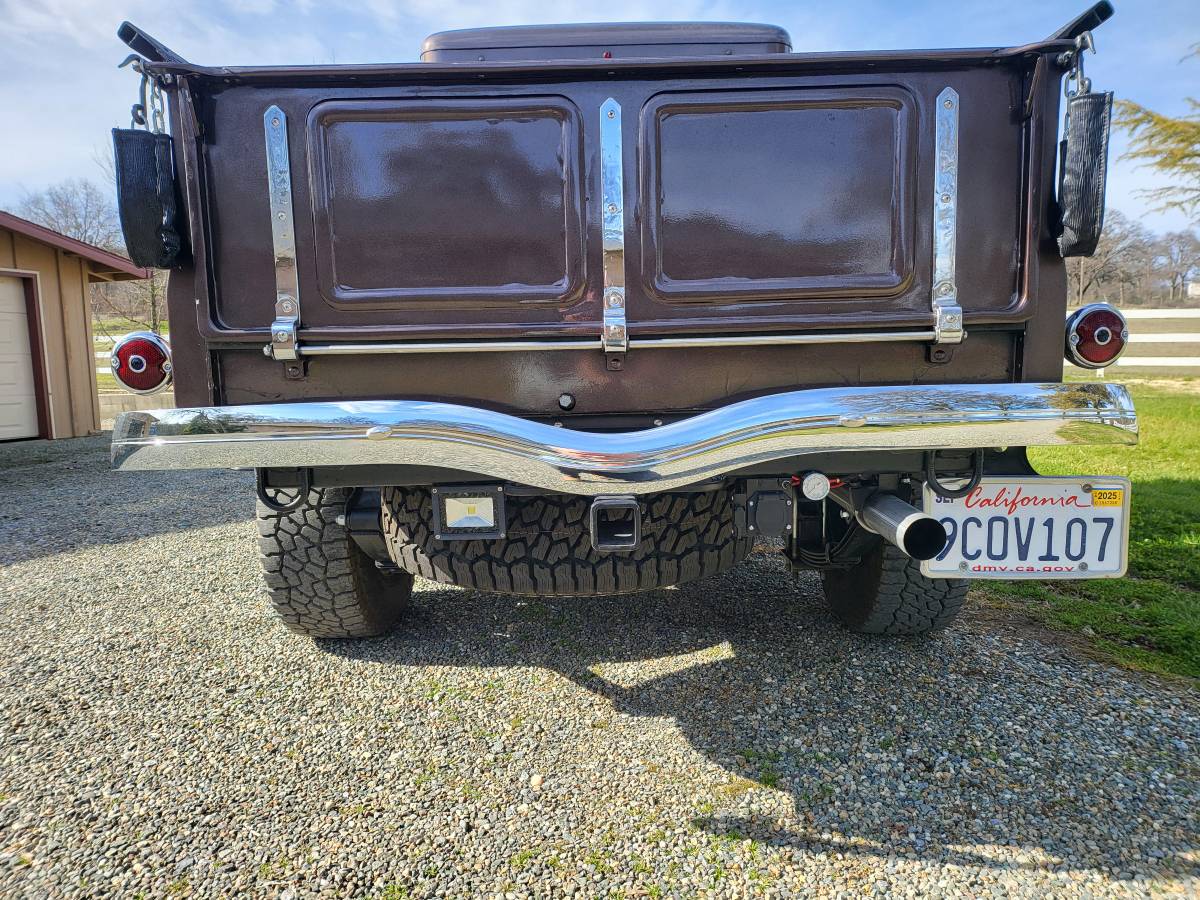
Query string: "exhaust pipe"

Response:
xmin=857 ymin=493 xmax=948 ymax=561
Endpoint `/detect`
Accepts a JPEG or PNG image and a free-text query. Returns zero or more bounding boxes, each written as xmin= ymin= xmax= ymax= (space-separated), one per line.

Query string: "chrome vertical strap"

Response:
xmin=264 ymin=105 xmax=301 ymax=366
xmin=600 ymin=98 xmax=627 ymax=366
xmin=932 ymin=87 xmax=964 ymax=345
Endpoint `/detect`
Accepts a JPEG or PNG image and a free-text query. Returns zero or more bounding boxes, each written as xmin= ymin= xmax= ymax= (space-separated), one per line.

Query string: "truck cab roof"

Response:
xmin=420 ymin=22 xmax=792 ymax=62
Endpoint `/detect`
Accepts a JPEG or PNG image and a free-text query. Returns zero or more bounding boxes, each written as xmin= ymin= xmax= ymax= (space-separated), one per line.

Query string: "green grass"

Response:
xmin=92 ymin=316 xmax=169 ymax=338
xmin=978 ymin=383 xmax=1200 ymax=678
xmin=95 ymin=368 xmax=174 ymax=394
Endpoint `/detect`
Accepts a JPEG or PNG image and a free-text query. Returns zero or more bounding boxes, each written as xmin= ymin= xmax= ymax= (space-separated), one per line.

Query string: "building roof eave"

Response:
xmin=0 ymin=210 xmax=150 ymax=280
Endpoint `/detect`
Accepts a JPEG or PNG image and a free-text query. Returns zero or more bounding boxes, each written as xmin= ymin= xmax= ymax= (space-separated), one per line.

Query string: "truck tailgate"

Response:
xmin=189 ymin=60 xmax=1044 ymax=344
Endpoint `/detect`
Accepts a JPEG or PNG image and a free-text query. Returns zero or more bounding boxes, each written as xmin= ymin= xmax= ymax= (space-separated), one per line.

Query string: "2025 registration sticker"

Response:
xmin=921 ymin=477 xmax=1131 ymax=580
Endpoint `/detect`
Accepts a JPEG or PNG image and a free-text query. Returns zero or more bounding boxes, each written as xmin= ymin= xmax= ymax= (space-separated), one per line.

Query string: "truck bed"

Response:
xmin=145 ymin=34 xmax=1074 ymax=414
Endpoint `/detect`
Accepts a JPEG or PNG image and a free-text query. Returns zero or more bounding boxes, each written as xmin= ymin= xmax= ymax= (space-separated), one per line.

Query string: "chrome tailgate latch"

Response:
xmin=932 ymin=87 xmax=964 ymax=345
xmin=264 ymin=105 xmax=304 ymax=378
xmin=600 ymin=98 xmax=628 ymax=370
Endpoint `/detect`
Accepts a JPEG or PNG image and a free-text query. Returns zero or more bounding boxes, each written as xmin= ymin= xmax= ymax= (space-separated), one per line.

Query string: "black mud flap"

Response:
xmin=1058 ymin=90 xmax=1113 ymax=258
xmin=112 ymin=128 xmax=184 ymax=268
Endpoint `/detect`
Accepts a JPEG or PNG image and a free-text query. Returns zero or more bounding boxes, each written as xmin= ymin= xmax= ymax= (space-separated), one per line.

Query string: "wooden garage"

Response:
xmin=0 ymin=211 xmax=148 ymax=440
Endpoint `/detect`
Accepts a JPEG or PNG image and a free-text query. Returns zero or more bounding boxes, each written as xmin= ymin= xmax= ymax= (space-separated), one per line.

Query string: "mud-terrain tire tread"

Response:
xmin=257 ymin=487 xmax=412 ymax=638
xmin=821 ymin=537 xmax=968 ymax=635
xmin=381 ymin=488 xmax=752 ymax=597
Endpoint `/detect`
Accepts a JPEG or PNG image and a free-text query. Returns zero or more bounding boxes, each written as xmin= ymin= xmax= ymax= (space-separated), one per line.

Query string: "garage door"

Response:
xmin=0 ymin=276 xmax=41 ymax=440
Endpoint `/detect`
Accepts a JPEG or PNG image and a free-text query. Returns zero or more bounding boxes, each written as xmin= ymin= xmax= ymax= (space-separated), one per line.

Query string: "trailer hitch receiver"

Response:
xmin=590 ymin=496 xmax=641 ymax=552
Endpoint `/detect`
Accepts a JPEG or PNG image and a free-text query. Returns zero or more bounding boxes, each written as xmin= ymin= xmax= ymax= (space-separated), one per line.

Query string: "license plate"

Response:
xmin=921 ymin=477 xmax=1130 ymax=579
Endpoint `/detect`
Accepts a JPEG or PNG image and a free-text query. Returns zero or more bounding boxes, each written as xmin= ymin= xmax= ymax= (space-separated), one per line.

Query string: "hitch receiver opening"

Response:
xmin=590 ymin=496 xmax=641 ymax=553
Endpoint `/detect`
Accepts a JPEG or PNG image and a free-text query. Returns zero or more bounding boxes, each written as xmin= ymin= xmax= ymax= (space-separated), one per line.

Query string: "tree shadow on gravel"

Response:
xmin=321 ymin=550 xmax=1199 ymax=882
xmin=0 ymin=434 xmax=252 ymax=565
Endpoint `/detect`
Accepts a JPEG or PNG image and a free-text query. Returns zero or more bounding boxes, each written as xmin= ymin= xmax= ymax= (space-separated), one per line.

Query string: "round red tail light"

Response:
xmin=110 ymin=332 xmax=173 ymax=394
xmin=1065 ymin=303 xmax=1128 ymax=369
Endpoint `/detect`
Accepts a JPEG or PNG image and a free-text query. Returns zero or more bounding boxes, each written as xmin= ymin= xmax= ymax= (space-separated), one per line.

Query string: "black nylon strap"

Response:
xmin=1058 ymin=91 xmax=1113 ymax=259
xmin=112 ymin=128 xmax=183 ymax=269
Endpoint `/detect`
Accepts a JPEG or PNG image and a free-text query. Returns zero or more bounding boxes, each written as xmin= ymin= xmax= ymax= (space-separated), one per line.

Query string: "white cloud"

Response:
xmin=0 ymin=0 xmax=1194 ymax=238
xmin=0 ymin=0 xmax=340 ymax=209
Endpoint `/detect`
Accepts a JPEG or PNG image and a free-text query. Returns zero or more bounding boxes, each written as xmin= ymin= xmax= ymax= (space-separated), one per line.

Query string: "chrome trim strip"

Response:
xmin=629 ymin=330 xmax=936 ymax=349
xmin=112 ymin=383 xmax=1137 ymax=495
xmin=299 ymin=338 xmax=601 ymax=355
xmin=295 ymin=329 xmax=938 ymax=356
xmin=932 ymin=87 xmax=964 ymax=345
xmin=264 ymin=105 xmax=301 ymax=366
xmin=600 ymin=98 xmax=627 ymax=361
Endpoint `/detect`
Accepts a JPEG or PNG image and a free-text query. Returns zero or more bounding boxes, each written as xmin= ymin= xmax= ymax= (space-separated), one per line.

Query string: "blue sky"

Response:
xmin=1 ymin=0 xmax=1196 ymax=233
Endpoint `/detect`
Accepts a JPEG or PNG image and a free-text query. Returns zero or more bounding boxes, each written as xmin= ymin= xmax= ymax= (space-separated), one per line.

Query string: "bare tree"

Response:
xmin=92 ymin=272 xmax=169 ymax=338
xmin=91 ymin=143 xmax=117 ymax=188
xmin=1066 ymin=210 xmax=1153 ymax=305
xmin=15 ymin=175 xmax=171 ymax=335
xmin=16 ymin=178 xmax=123 ymax=250
xmin=1154 ymin=231 xmax=1200 ymax=305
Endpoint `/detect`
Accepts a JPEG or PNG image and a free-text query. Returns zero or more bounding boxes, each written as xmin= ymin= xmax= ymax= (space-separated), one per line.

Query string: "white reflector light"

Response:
xmin=443 ymin=497 xmax=496 ymax=529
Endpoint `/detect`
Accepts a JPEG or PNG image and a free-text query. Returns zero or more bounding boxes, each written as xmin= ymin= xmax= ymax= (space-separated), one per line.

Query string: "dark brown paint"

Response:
xmin=308 ymin=98 xmax=585 ymax=309
xmin=157 ymin=31 xmax=1071 ymax=415
xmin=192 ymin=69 xmax=1029 ymax=339
xmin=641 ymin=88 xmax=917 ymax=304
xmin=217 ymin=332 xmax=1017 ymax=415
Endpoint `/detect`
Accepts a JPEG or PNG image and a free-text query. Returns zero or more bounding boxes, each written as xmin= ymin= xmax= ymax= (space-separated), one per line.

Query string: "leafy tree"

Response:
xmin=1114 ymin=45 xmax=1200 ymax=222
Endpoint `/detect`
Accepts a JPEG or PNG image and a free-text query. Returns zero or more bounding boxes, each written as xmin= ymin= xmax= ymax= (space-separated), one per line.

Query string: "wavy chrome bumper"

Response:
xmin=111 ymin=383 xmax=1137 ymax=495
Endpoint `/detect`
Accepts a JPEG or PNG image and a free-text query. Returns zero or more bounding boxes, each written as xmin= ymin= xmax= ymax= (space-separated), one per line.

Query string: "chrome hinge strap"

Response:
xmin=932 ymin=87 xmax=964 ymax=345
xmin=264 ymin=105 xmax=301 ymax=365
xmin=600 ymin=98 xmax=627 ymax=366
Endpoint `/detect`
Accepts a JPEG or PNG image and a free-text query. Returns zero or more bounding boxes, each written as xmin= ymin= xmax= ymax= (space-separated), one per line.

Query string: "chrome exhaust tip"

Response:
xmin=857 ymin=493 xmax=948 ymax=561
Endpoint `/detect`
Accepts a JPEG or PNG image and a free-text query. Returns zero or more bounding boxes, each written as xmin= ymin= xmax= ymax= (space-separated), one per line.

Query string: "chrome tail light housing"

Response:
xmin=110 ymin=331 xmax=173 ymax=394
xmin=1065 ymin=303 xmax=1128 ymax=369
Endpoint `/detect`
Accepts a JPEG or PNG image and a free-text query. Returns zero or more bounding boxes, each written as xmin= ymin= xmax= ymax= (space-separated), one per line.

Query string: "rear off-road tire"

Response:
xmin=381 ymin=488 xmax=752 ymax=596
xmin=257 ymin=487 xmax=413 ymax=638
xmin=821 ymin=534 xmax=968 ymax=635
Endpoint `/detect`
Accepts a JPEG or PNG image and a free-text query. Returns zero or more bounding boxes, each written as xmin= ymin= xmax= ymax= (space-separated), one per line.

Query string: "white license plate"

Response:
xmin=921 ymin=477 xmax=1130 ymax=579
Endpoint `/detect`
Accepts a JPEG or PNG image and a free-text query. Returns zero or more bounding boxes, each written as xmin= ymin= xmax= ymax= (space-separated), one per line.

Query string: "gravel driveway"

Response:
xmin=0 ymin=436 xmax=1196 ymax=898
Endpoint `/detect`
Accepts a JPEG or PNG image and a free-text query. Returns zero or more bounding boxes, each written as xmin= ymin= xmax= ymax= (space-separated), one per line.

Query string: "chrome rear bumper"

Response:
xmin=110 ymin=383 xmax=1137 ymax=495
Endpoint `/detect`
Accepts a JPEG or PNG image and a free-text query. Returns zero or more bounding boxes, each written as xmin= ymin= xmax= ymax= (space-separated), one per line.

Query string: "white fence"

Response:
xmin=1070 ymin=308 xmax=1200 ymax=374
xmin=94 ymin=309 xmax=1200 ymax=376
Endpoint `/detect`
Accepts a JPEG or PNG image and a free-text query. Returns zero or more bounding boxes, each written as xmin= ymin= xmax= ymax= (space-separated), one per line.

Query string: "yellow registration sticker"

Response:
xmin=1091 ymin=488 xmax=1124 ymax=507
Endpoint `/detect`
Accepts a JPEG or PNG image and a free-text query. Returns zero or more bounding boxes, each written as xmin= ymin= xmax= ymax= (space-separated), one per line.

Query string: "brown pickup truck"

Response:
xmin=107 ymin=4 xmax=1137 ymax=639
